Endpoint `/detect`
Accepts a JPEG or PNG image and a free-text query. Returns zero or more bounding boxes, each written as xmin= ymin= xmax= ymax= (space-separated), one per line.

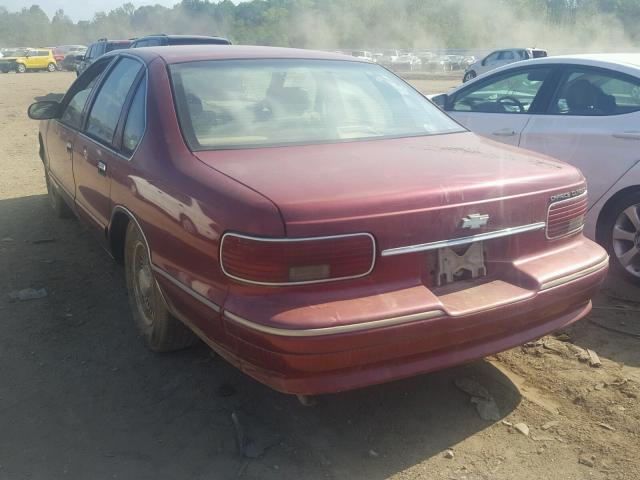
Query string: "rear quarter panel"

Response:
xmin=108 ymin=57 xmax=285 ymax=342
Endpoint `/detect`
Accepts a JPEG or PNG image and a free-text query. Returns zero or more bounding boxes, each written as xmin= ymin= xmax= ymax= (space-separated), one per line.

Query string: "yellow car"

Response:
xmin=0 ymin=48 xmax=57 ymax=73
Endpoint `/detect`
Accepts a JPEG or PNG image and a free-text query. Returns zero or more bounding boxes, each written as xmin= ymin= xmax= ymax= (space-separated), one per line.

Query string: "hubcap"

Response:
xmin=132 ymin=242 xmax=155 ymax=326
xmin=612 ymin=203 xmax=640 ymax=278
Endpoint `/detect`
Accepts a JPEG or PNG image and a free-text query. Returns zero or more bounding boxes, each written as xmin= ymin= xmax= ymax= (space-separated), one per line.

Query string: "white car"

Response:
xmin=462 ymin=48 xmax=547 ymax=83
xmin=351 ymin=50 xmax=374 ymax=62
xmin=433 ymin=54 xmax=640 ymax=283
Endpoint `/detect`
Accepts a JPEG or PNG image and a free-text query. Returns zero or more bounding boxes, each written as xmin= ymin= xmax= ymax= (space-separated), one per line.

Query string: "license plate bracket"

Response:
xmin=435 ymin=242 xmax=486 ymax=286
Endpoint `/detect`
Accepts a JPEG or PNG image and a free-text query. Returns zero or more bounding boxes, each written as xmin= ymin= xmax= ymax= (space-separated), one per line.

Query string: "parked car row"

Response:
xmin=336 ymin=49 xmax=477 ymax=73
xmin=29 ymin=45 xmax=609 ymax=398
xmin=0 ymin=48 xmax=59 ymax=73
xmin=76 ymin=34 xmax=231 ymax=76
xmin=0 ymin=34 xmax=231 ymax=75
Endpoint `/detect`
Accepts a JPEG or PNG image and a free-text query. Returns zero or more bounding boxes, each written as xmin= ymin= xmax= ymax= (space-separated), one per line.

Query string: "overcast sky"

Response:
xmin=2 ymin=0 xmax=187 ymax=21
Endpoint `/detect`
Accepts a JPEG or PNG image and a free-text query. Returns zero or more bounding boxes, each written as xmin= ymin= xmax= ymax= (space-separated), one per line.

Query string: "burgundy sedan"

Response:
xmin=29 ymin=46 xmax=608 ymax=396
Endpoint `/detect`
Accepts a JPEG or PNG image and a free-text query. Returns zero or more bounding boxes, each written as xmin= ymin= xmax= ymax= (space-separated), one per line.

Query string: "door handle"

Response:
xmin=492 ymin=128 xmax=517 ymax=137
xmin=97 ymin=161 xmax=107 ymax=176
xmin=65 ymin=141 xmax=72 ymax=153
xmin=613 ymin=131 xmax=640 ymax=140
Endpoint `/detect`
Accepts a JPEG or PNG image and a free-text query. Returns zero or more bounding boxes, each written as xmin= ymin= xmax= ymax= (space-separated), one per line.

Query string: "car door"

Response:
xmin=46 ymin=60 xmax=112 ymax=200
xmin=520 ymin=66 xmax=640 ymax=206
xmin=446 ymin=65 xmax=554 ymax=146
xmin=73 ymin=56 xmax=144 ymax=234
xmin=37 ymin=50 xmax=49 ymax=68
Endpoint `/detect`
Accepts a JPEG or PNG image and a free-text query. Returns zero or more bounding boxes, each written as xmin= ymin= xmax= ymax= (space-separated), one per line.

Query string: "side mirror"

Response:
xmin=28 ymin=101 xmax=61 ymax=120
xmin=431 ymin=93 xmax=448 ymax=109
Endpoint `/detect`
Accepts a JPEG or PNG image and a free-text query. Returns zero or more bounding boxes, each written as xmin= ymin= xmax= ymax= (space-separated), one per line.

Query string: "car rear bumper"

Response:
xmin=213 ymin=238 xmax=608 ymax=395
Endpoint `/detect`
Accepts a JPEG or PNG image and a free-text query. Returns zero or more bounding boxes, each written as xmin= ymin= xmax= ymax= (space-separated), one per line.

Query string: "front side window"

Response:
xmin=60 ymin=60 xmax=112 ymax=129
xmin=122 ymin=79 xmax=147 ymax=154
xmin=550 ymin=68 xmax=640 ymax=116
xmin=451 ymin=68 xmax=551 ymax=113
xmin=484 ymin=52 xmax=499 ymax=64
xmin=86 ymin=57 xmax=142 ymax=145
xmin=170 ymin=59 xmax=463 ymax=150
xmin=498 ymin=51 xmax=515 ymax=61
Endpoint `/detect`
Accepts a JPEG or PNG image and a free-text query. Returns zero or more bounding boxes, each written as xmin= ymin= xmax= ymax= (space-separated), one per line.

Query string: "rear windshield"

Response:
xmin=170 ymin=59 xmax=463 ymax=150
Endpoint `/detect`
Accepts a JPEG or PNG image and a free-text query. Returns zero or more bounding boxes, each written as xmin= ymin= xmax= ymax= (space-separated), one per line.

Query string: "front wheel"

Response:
xmin=47 ymin=62 xmax=57 ymax=72
xmin=600 ymin=191 xmax=640 ymax=285
xmin=463 ymin=71 xmax=476 ymax=82
xmin=124 ymin=221 xmax=197 ymax=351
xmin=16 ymin=63 xmax=26 ymax=73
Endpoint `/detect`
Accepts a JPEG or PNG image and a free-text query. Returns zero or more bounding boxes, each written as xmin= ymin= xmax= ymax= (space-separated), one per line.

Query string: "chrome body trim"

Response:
xmin=381 ymin=222 xmax=547 ymax=257
xmin=152 ymin=265 xmax=222 ymax=313
xmin=223 ymin=309 xmax=445 ymax=337
xmin=545 ymin=191 xmax=588 ymax=240
xmin=539 ymin=256 xmax=609 ymax=290
xmin=220 ymin=232 xmax=377 ymax=286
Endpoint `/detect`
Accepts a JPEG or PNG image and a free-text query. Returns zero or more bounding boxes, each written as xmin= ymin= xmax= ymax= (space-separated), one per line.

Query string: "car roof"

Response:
xmin=116 ymin=45 xmax=364 ymax=64
xmin=141 ymin=34 xmax=228 ymax=40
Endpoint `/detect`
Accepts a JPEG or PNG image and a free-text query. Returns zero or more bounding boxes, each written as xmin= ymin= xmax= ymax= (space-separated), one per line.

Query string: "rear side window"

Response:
xmin=550 ymin=68 xmax=640 ymax=116
xmin=85 ymin=58 xmax=142 ymax=144
xmin=122 ymin=79 xmax=146 ymax=155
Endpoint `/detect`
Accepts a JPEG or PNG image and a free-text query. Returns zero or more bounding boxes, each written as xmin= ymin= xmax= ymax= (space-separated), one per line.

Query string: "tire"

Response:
xmin=124 ymin=221 xmax=197 ymax=351
xmin=16 ymin=63 xmax=26 ymax=73
xmin=599 ymin=191 xmax=640 ymax=285
xmin=45 ymin=171 xmax=73 ymax=218
xmin=463 ymin=71 xmax=476 ymax=83
xmin=47 ymin=62 xmax=57 ymax=72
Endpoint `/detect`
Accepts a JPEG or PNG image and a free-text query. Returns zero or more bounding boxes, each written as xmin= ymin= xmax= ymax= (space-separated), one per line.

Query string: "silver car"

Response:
xmin=463 ymin=48 xmax=547 ymax=82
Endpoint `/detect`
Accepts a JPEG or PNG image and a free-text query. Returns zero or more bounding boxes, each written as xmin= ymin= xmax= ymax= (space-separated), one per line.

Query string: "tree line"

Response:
xmin=1 ymin=0 xmax=639 ymax=51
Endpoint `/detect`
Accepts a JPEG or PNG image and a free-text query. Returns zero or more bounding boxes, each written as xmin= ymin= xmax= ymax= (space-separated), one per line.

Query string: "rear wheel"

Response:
xmin=463 ymin=70 xmax=476 ymax=82
xmin=124 ymin=221 xmax=197 ymax=351
xmin=600 ymin=191 xmax=640 ymax=285
xmin=47 ymin=62 xmax=56 ymax=72
xmin=16 ymin=63 xmax=26 ymax=73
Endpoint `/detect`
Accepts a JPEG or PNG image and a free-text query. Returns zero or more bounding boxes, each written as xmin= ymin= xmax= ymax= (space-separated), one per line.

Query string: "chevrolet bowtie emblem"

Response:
xmin=461 ymin=213 xmax=490 ymax=229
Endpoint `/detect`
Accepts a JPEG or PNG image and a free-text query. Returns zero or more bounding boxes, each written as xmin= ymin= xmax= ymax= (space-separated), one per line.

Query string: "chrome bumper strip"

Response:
xmin=152 ymin=265 xmax=221 ymax=313
xmin=381 ymin=222 xmax=547 ymax=257
xmin=223 ymin=309 xmax=445 ymax=337
xmin=539 ymin=256 xmax=609 ymax=290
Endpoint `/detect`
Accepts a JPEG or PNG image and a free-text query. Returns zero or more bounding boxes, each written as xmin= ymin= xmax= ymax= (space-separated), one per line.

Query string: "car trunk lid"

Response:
xmin=194 ymin=132 xmax=584 ymax=251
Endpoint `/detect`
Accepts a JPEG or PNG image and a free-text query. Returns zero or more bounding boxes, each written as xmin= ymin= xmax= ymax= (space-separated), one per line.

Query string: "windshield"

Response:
xmin=170 ymin=59 xmax=463 ymax=150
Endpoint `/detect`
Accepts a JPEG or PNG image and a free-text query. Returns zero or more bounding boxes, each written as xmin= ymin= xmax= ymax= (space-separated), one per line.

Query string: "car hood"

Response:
xmin=195 ymin=132 xmax=584 ymax=245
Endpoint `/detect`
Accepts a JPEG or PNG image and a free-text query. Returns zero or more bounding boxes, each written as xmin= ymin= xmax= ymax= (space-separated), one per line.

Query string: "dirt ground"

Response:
xmin=1 ymin=71 xmax=639 ymax=480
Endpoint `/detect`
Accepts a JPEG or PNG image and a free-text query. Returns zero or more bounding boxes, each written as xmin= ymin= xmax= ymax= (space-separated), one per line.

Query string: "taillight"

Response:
xmin=220 ymin=233 xmax=376 ymax=285
xmin=546 ymin=191 xmax=588 ymax=239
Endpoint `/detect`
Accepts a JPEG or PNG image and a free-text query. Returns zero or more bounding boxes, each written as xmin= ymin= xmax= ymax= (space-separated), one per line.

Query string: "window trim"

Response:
xmin=81 ymin=55 xmax=147 ymax=151
xmin=447 ymin=65 xmax=558 ymax=114
xmin=544 ymin=64 xmax=640 ymax=117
